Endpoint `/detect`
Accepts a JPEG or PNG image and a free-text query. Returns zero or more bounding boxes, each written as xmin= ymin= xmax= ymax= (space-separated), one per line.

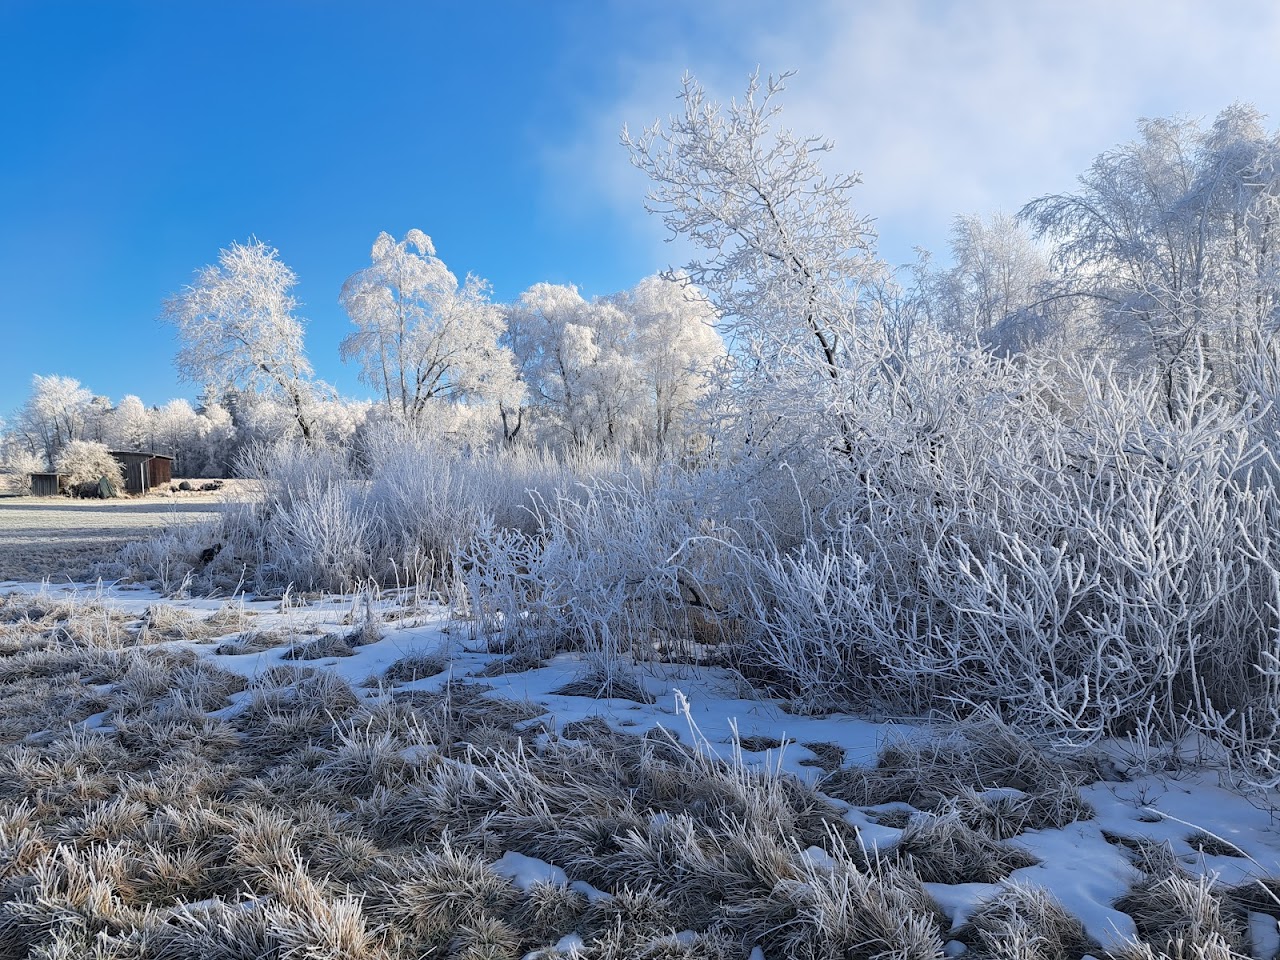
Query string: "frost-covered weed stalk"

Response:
xmin=182 ymin=427 xmax=641 ymax=595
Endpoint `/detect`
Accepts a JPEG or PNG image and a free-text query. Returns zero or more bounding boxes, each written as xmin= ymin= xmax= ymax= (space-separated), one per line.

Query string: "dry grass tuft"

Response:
xmin=1185 ymin=831 xmax=1246 ymax=859
xmin=798 ymin=740 xmax=846 ymax=772
xmin=736 ymin=734 xmax=793 ymax=752
xmin=213 ymin=628 xmax=293 ymax=655
xmin=821 ymin=716 xmax=1094 ymax=837
xmin=750 ymin=848 xmax=947 ymax=960
xmin=552 ymin=663 xmax=656 ymax=704
xmin=284 ymin=633 xmax=357 ymax=660
xmin=473 ymin=651 xmax=547 ymax=677
xmin=892 ymin=810 xmax=1039 ymax=884
xmin=954 ymin=883 xmax=1097 ymax=960
xmin=1225 ymin=876 xmax=1280 ymax=919
xmin=380 ymin=649 xmax=448 ymax=684
xmin=379 ymin=844 xmax=520 ymax=946
xmin=1115 ymin=873 xmax=1250 ymax=960
xmin=514 ymin=880 xmax=588 ymax=944
xmin=134 ymin=603 xmax=229 ymax=644
xmin=449 ymin=914 xmax=522 ymax=960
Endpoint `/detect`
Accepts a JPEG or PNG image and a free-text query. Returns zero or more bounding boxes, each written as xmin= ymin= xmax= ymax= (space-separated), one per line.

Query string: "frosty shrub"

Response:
xmin=359 ymin=423 xmax=486 ymax=587
xmin=711 ymin=345 xmax=1280 ymax=762
xmin=227 ymin=440 xmax=374 ymax=591
xmin=53 ymin=440 xmax=124 ymax=493
xmin=616 ymin=69 xmax=1280 ymax=779
xmin=457 ymin=466 xmax=742 ymax=664
xmin=181 ymin=424 xmax=647 ymax=596
xmin=0 ymin=446 xmax=43 ymax=495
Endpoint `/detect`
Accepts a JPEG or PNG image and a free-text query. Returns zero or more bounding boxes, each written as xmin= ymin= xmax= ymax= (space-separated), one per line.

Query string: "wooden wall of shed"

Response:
xmin=30 ymin=473 xmax=62 ymax=497
xmin=121 ymin=462 xmax=147 ymax=494
xmin=148 ymin=457 xmax=172 ymax=488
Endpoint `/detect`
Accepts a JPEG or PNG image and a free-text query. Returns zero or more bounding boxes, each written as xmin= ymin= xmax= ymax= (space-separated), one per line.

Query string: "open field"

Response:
xmin=0 ymin=494 xmax=225 ymax=583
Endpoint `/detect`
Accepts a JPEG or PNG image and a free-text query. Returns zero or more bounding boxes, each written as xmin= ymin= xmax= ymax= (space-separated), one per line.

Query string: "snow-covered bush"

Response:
xmin=721 ymin=347 xmax=1280 ymax=757
xmin=0 ymin=444 xmax=43 ymax=495
xmin=53 ymin=440 xmax=124 ymax=494
xmin=458 ymin=472 xmax=705 ymax=662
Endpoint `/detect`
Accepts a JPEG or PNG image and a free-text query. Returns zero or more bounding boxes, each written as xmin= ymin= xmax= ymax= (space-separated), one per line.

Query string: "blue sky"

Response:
xmin=3 ymin=1 xmax=1279 ymax=417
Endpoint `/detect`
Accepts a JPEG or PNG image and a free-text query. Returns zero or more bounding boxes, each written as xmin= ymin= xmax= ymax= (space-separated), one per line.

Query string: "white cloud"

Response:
xmin=554 ymin=0 xmax=1280 ymax=267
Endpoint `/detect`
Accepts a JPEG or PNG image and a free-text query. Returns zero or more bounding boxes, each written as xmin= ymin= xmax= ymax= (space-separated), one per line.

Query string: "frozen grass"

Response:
xmin=1114 ymin=874 xmax=1252 ymax=960
xmin=0 ymin=594 xmax=953 ymax=959
xmin=0 ymin=495 xmax=223 ymax=584
xmin=955 ymin=884 xmax=1098 ymax=960
xmin=5 ymin=590 xmax=1280 ymax=960
xmin=379 ymin=649 xmax=449 ymax=684
xmin=893 ymin=810 xmax=1040 ymax=884
xmin=821 ymin=713 xmax=1096 ymax=836
xmin=551 ymin=661 xmax=657 ymax=704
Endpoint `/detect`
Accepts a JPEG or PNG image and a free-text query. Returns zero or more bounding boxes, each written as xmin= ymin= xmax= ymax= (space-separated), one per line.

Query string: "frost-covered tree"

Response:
xmin=105 ymin=395 xmax=152 ymax=452
xmin=228 ymin=393 xmax=298 ymax=451
xmin=162 ymin=239 xmax=320 ymax=442
xmin=11 ymin=374 xmax=93 ymax=466
xmin=505 ymin=283 xmax=643 ymax=449
xmin=223 ymin=389 xmax=371 ymax=458
xmin=1021 ymin=105 xmax=1280 ymax=411
xmin=0 ymin=432 xmax=42 ymax=495
xmin=929 ymin=213 xmax=1051 ymax=355
xmin=188 ymin=400 xmax=236 ymax=476
xmin=150 ymin=398 xmax=201 ymax=463
xmin=54 ymin=439 xmax=124 ymax=493
xmin=502 ymin=276 xmax=724 ymax=452
xmin=610 ymin=274 xmax=724 ymax=452
xmin=502 ymin=283 xmax=586 ymax=445
xmin=624 ymin=70 xmax=885 ymax=455
xmin=339 ymin=230 xmax=521 ymax=430
xmin=310 ymin=395 xmax=374 ymax=449
xmin=83 ymin=395 xmax=113 ymax=444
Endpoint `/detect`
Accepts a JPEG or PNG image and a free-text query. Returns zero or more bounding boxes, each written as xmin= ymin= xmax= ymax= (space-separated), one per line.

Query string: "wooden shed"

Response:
xmin=30 ymin=472 xmax=64 ymax=497
xmin=109 ymin=452 xmax=175 ymax=495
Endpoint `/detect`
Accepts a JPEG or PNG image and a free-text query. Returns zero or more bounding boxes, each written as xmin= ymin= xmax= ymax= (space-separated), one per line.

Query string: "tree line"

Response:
xmin=1 ymin=257 xmax=727 ymax=482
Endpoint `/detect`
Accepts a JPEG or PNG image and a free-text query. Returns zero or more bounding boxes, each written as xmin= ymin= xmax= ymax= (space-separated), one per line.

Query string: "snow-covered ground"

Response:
xmin=0 ymin=494 xmax=222 ymax=582
xmin=5 ymin=577 xmax=1279 ymax=959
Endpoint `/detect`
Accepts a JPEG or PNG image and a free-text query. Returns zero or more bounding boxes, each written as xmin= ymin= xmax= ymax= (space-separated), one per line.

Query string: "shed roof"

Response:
xmin=107 ymin=451 xmax=176 ymax=461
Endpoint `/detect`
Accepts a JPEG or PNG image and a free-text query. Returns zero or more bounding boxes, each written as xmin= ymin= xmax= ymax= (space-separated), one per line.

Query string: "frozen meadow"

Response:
xmin=0 ymin=578 xmax=1279 ymax=959
xmin=0 ymin=494 xmax=223 ymax=584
